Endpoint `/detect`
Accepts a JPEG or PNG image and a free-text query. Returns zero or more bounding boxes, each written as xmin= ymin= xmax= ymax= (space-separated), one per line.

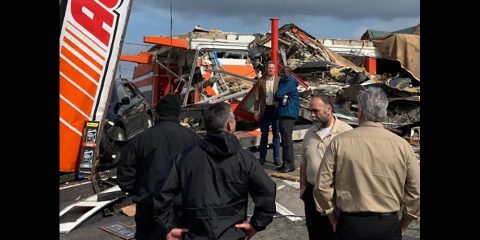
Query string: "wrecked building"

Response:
xmin=244 ymin=23 xmax=420 ymax=139
xmin=121 ymin=22 xmax=420 ymax=143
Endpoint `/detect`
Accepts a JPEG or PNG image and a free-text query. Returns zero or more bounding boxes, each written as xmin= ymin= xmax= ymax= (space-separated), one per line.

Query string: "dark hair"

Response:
xmin=204 ymin=102 xmax=233 ymax=132
xmin=311 ymin=93 xmax=334 ymax=110
xmin=265 ymin=61 xmax=275 ymax=71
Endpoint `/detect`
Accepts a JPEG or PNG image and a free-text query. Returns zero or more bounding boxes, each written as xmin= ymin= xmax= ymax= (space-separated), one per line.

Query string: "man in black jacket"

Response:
xmin=154 ymin=102 xmax=276 ymax=240
xmin=117 ymin=94 xmax=201 ymax=240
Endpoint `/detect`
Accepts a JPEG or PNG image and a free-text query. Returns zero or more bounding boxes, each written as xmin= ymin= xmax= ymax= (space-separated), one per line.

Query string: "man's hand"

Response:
xmin=166 ymin=228 xmax=189 ymax=240
xmin=235 ymin=222 xmax=257 ymax=240
xmin=254 ymin=112 xmax=259 ymax=121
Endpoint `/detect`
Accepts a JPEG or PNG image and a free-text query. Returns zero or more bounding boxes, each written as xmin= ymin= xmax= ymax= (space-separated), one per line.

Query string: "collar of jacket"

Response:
xmin=359 ymin=121 xmax=384 ymax=128
xmin=155 ymin=115 xmax=179 ymax=123
xmin=313 ymin=115 xmax=340 ymax=138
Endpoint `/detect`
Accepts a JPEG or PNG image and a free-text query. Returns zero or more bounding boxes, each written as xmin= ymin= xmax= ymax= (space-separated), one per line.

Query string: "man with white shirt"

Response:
xmin=300 ymin=93 xmax=352 ymax=240
xmin=253 ymin=61 xmax=281 ymax=166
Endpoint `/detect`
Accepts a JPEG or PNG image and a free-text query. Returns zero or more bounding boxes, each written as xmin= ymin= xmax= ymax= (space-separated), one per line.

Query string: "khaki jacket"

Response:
xmin=302 ymin=117 xmax=353 ymax=185
xmin=314 ymin=121 xmax=420 ymax=221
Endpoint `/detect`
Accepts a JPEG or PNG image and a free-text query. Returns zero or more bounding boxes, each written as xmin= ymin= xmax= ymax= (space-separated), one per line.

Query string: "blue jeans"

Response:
xmin=259 ymin=106 xmax=280 ymax=164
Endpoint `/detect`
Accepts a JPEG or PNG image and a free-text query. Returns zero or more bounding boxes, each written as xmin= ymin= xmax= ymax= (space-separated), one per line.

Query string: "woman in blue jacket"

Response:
xmin=274 ymin=66 xmax=300 ymax=173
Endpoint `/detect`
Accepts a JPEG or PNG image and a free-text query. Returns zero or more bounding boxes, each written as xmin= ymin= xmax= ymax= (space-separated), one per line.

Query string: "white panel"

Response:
xmin=59 ymin=185 xmax=121 ymax=233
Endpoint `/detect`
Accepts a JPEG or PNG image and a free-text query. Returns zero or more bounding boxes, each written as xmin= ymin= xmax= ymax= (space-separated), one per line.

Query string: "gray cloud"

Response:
xmin=136 ymin=0 xmax=419 ymax=20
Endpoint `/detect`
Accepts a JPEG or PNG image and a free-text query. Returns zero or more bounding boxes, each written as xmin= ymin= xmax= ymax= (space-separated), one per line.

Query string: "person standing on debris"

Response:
xmin=254 ymin=61 xmax=281 ymax=166
xmin=314 ymin=87 xmax=420 ymax=240
xmin=273 ymin=66 xmax=300 ymax=173
xmin=117 ymin=94 xmax=201 ymax=240
xmin=154 ymin=102 xmax=276 ymax=240
xmin=300 ymin=93 xmax=352 ymax=240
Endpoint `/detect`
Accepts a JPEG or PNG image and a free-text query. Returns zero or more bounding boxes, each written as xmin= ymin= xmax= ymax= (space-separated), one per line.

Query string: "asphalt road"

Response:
xmin=60 ymin=141 xmax=420 ymax=240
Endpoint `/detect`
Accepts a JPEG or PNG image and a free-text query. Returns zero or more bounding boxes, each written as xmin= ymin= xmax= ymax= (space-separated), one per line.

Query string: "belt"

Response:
xmin=341 ymin=211 xmax=397 ymax=217
xmin=183 ymin=199 xmax=246 ymax=217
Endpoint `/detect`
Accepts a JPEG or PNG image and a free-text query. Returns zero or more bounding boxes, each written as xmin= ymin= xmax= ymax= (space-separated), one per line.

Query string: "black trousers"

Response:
xmin=135 ymin=203 xmax=166 ymax=240
xmin=279 ymin=117 xmax=296 ymax=169
xmin=337 ymin=212 xmax=401 ymax=240
xmin=302 ymin=183 xmax=335 ymax=240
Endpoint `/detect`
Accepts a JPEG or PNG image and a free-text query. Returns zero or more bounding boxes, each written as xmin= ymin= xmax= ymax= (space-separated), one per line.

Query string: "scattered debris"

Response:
xmin=121 ymin=204 xmax=136 ymax=217
xmin=97 ymin=190 xmax=127 ymax=202
xmin=100 ymin=222 xmax=136 ymax=240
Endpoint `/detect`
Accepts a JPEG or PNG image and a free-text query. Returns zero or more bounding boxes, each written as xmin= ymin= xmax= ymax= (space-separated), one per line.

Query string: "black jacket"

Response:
xmin=117 ymin=115 xmax=201 ymax=205
xmin=154 ymin=131 xmax=276 ymax=239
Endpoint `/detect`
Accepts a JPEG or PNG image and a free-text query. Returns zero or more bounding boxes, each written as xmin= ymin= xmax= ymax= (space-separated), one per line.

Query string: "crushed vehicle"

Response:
xmin=97 ymin=79 xmax=155 ymax=170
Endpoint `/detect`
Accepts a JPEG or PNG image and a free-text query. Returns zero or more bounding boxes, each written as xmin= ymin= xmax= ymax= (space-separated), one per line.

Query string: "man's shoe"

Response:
xmin=278 ymin=166 xmax=295 ymax=173
xmin=274 ymin=160 xmax=282 ymax=168
xmin=275 ymin=164 xmax=284 ymax=170
xmin=258 ymin=159 xmax=265 ymax=165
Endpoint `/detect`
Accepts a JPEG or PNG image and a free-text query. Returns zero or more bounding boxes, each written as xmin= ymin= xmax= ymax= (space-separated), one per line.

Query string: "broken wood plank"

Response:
xmin=270 ymin=172 xmax=300 ymax=182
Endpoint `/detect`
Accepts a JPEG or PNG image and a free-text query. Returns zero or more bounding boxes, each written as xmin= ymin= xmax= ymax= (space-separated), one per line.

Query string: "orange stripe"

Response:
xmin=60 ymin=57 xmax=98 ymax=97
xmin=64 ymin=36 xmax=103 ymax=70
xmin=60 ymin=75 xmax=94 ymax=115
xmin=65 ymin=28 xmax=105 ymax=61
xmin=60 ymin=98 xmax=89 ymax=133
xmin=60 ymin=122 xmax=82 ymax=172
xmin=205 ymin=85 xmax=217 ymax=96
xmin=235 ymin=130 xmax=261 ymax=138
xmin=120 ymin=53 xmax=152 ymax=64
xmin=61 ymin=46 xmax=101 ymax=81
xmin=144 ymin=36 xmax=189 ymax=49
xmin=222 ymin=65 xmax=257 ymax=78
xmin=67 ymin=20 xmax=107 ymax=52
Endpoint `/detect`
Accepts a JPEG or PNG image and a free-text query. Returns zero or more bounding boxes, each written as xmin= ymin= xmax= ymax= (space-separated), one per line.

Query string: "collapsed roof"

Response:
xmin=361 ymin=24 xmax=420 ymax=40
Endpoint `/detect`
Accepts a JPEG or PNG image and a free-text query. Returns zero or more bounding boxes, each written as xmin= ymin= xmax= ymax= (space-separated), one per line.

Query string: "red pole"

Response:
xmin=270 ymin=17 xmax=279 ymax=77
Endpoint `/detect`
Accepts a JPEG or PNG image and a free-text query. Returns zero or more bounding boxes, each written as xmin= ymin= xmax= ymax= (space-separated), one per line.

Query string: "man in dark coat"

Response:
xmin=154 ymin=102 xmax=276 ymax=240
xmin=117 ymin=94 xmax=201 ymax=240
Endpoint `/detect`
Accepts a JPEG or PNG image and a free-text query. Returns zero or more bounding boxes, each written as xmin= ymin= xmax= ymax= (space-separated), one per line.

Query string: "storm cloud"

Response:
xmin=136 ymin=0 xmax=419 ymax=21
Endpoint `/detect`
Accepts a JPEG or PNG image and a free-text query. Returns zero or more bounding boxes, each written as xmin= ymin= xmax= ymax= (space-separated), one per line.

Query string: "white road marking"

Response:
xmin=283 ymin=180 xmax=300 ymax=189
xmin=60 ymin=180 xmax=91 ymax=190
xmin=275 ymin=202 xmax=303 ymax=222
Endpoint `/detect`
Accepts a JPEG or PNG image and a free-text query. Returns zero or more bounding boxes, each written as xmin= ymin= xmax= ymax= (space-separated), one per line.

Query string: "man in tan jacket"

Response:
xmin=253 ymin=61 xmax=280 ymax=166
xmin=300 ymin=93 xmax=352 ymax=240
xmin=314 ymin=87 xmax=420 ymax=240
